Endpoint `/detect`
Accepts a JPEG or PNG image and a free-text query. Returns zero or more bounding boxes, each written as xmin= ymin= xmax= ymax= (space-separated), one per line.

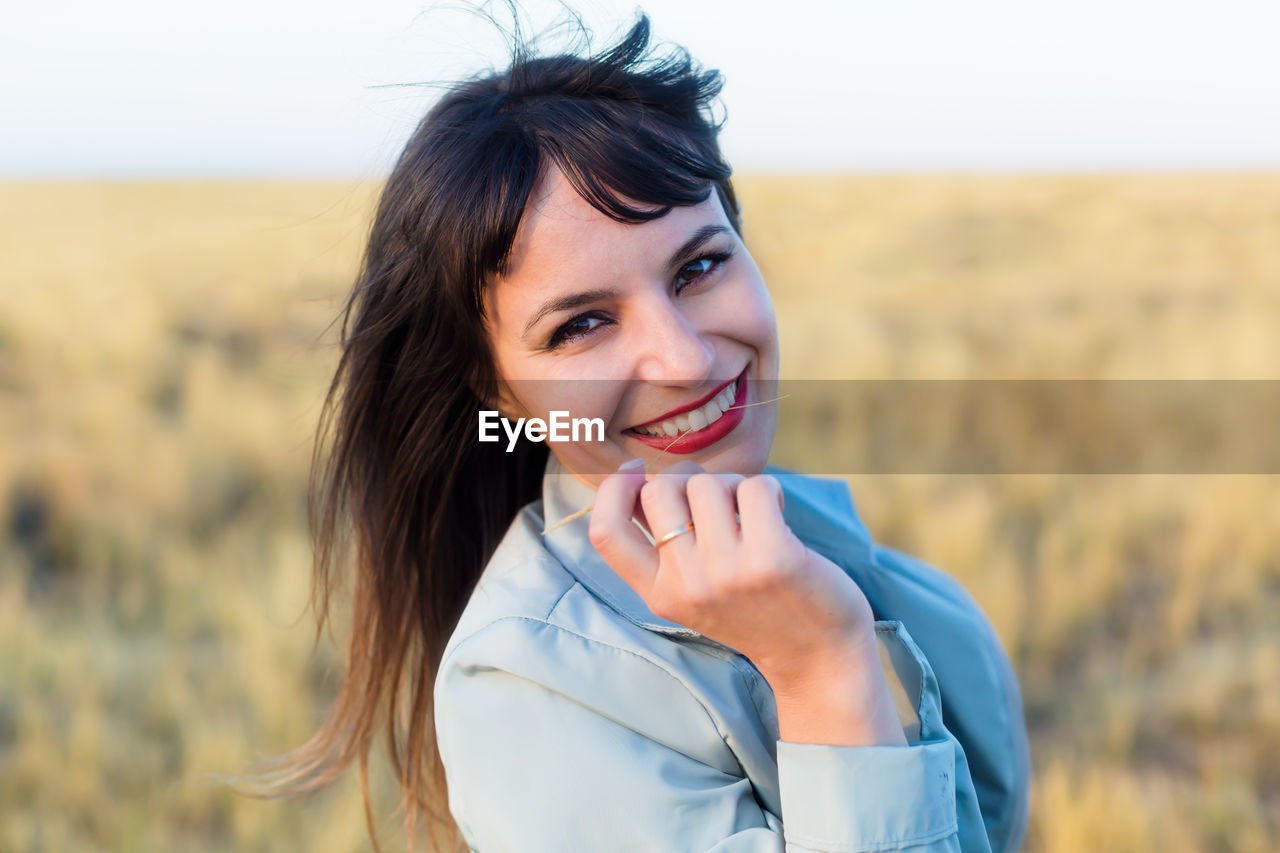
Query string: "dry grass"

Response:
xmin=2 ymin=175 xmax=1278 ymax=850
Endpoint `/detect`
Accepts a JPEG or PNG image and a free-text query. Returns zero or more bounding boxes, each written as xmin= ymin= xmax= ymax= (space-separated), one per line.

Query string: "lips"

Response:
xmin=622 ymin=367 xmax=750 ymax=454
xmin=627 ymin=368 xmax=746 ymax=432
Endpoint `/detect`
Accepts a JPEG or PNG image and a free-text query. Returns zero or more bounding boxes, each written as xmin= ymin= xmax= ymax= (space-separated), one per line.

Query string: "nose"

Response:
xmin=631 ymin=293 xmax=716 ymax=386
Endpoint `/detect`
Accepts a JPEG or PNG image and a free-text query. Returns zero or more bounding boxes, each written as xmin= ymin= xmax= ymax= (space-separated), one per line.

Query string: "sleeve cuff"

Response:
xmin=777 ymin=738 xmax=959 ymax=850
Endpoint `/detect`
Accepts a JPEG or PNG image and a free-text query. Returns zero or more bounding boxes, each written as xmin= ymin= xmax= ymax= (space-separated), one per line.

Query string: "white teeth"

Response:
xmin=633 ymin=376 xmax=742 ymax=438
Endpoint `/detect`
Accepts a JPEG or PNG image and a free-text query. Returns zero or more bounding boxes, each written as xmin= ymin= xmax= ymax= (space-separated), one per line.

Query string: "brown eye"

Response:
xmin=547 ymin=312 xmax=611 ymax=350
xmin=674 ymin=249 xmax=732 ymax=292
xmin=678 ymin=258 xmax=714 ymax=283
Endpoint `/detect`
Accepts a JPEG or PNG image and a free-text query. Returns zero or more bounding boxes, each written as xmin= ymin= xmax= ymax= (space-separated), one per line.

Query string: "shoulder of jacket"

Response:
xmin=436 ymin=607 xmax=740 ymax=773
xmin=870 ymin=541 xmax=996 ymax=635
xmin=441 ymin=505 xmax=579 ymax=655
xmin=442 ymin=506 xmax=711 ymax=684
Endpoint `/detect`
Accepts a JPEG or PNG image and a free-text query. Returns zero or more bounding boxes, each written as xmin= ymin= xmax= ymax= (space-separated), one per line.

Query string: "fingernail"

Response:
xmin=617 ymin=457 xmax=646 ymax=471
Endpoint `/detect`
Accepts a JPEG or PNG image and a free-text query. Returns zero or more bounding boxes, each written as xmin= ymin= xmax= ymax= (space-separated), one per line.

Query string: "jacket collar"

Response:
xmin=538 ymin=453 xmax=878 ymax=640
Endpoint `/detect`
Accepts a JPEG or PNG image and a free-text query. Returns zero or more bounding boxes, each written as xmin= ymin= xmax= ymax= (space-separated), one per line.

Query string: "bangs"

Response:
xmin=531 ymin=94 xmax=731 ymax=225
xmin=502 ymin=18 xmax=736 ymax=226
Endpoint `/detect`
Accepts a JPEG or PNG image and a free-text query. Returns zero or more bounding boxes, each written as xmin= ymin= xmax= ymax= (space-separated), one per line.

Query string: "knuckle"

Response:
xmin=736 ymin=476 xmax=763 ymax=502
xmin=637 ymin=481 xmax=660 ymax=511
xmin=685 ymin=472 xmax=723 ymax=501
xmin=639 ymin=478 xmax=666 ymax=503
xmin=739 ymin=474 xmax=778 ymax=500
xmin=740 ymin=543 xmax=801 ymax=587
xmin=587 ymin=518 xmax=615 ymax=552
xmin=685 ymin=471 xmax=714 ymax=490
xmin=769 ymin=556 xmax=798 ymax=584
xmin=738 ymin=475 xmax=783 ymax=514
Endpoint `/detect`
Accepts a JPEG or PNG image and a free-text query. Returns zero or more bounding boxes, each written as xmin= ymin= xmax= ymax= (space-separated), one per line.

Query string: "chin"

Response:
xmin=664 ymin=441 xmax=773 ymax=478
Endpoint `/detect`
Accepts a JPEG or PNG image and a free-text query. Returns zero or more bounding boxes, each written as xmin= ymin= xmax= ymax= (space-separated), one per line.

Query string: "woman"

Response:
xmin=267 ymin=7 xmax=1031 ymax=851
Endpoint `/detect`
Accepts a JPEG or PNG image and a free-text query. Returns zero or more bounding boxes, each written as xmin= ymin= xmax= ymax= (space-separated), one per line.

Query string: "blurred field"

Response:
xmin=2 ymin=175 xmax=1279 ymax=851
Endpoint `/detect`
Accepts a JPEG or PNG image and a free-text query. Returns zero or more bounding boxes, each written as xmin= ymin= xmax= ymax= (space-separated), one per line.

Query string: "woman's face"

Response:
xmin=481 ymin=163 xmax=780 ymax=489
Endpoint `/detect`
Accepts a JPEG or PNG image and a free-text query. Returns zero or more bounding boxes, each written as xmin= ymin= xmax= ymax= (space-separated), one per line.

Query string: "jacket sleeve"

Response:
xmin=434 ymin=615 xmax=972 ymax=852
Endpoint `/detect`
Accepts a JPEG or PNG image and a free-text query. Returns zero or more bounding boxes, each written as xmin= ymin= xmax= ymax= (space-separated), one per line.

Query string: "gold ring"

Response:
xmin=655 ymin=521 xmax=695 ymax=548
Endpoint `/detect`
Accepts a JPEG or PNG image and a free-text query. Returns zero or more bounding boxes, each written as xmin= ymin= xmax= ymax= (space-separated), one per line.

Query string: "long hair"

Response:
xmin=241 ymin=4 xmax=743 ymax=848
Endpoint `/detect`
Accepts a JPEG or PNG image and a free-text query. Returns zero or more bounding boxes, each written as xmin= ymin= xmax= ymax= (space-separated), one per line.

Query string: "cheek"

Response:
xmin=510 ymin=378 xmax=623 ymax=427
xmin=725 ymin=272 xmax=778 ymax=347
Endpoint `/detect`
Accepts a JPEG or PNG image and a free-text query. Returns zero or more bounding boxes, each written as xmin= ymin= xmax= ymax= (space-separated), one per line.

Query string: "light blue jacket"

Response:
xmin=435 ymin=453 xmax=1031 ymax=851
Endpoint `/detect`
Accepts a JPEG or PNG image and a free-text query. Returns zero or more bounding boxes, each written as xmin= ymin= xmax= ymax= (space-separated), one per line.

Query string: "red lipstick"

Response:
xmin=623 ymin=367 xmax=749 ymax=454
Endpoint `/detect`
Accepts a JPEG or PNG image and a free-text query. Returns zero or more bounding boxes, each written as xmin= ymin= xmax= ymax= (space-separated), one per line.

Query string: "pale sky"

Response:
xmin=3 ymin=0 xmax=1279 ymax=177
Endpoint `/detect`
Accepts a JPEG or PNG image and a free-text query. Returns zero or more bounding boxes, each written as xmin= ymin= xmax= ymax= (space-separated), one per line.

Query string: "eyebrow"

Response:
xmin=521 ymin=287 xmax=621 ymax=340
xmin=520 ymin=223 xmax=732 ymax=340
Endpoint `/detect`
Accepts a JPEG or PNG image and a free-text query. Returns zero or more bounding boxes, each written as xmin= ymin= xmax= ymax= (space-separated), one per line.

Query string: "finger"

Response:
xmin=629 ymin=459 xmax=703 ymax=538
xmin=685 ymin=472 xmax=745 ymax=552
xmin=589 ymin=460 xmax=660 ymax=594
xmin=735 ymin=474 xmax=791 ymax=548
xmin=640 ymin=460 xmax=703 ymax=557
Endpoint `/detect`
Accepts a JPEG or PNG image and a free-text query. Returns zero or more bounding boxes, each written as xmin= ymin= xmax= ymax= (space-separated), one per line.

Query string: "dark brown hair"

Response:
xmin=242 ymin=3 xmax=743 ymax=848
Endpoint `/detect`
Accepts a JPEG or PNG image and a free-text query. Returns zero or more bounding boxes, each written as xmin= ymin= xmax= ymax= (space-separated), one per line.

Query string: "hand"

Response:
xmin=589 ymin=460 xmax=907 ymax=747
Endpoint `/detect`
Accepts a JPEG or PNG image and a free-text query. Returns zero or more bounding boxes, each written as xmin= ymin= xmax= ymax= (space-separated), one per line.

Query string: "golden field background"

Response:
xmin=2 ymin=175 xmax=1279 ymax=851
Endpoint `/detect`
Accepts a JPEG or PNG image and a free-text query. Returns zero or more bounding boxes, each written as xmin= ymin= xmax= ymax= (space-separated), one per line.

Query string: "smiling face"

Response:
xmin=481 ymin=162 xmax=781 ymax=489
